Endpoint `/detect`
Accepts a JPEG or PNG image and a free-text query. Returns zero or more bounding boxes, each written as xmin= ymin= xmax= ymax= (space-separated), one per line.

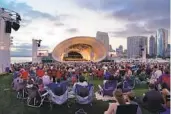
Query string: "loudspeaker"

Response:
xmin=5 ymin=21 xmax=12 ymax=33
xmin=12 ymin=22 xmax=20 ymax=31
xmin=38 ymin=43 xmax=40 ymax=47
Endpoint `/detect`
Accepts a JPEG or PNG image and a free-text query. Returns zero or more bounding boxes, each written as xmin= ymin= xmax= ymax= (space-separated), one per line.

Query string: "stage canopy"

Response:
xmin=52 ymin=36 xmax=107 ymax=62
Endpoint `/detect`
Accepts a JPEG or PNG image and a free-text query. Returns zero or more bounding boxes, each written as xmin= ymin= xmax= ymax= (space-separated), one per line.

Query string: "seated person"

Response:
xmin=161 ymin=83 xmax=170 ymax=114
xmin=37 ymin=79 xmax=45 ymax=93
xmin=104 ymin=70 xmax=111 ymax=81
xmin=113 ymin=70 xmax=122 ymax=82
xmin=139 ymin=83 xmax=165 ymax=113
xmin=158 ymin=69 xmax=170 ymax=90
xmin=12 ymin=76 xmax=23 ymax=91
xmin=150 ymin=66 xmax=162 ymax=83
xmin=42 ymin=72 xmax=51 ymax=86
xmin=126 ymin=92 xmax=142 ymax=114
xmin=73 ymin=76 xmax=88 ymax=97
xmin=26 ymin=78 xmax=34 ymax=88
xmin=54 ymin=79 xmax=64 ymax=96
xmin=161 ymin=83 xmax=170 ymax=105
xmin=13 ymin=69 xmax=20 ymax=80
xmin=98 ymin=75 xmax=116 ymax=94
xmin=161 ymin=94 xmax=170 ymax=114
xmin=104 ymin=89 xmax=129 ymax=114
xmin=71 ymin=72 xmax=77 ymax=84
xmin=20 ymin=70 xmax=29 ymax=80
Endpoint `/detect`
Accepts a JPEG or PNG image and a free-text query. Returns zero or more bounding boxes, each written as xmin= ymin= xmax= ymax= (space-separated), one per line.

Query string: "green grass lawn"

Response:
xmin=0 ymin=75 xmax=148 ymax=114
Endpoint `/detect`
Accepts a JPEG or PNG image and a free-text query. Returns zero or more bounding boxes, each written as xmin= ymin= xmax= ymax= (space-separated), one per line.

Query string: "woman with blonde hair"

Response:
xmin=104 ymin=89 xmax=129 ymax=114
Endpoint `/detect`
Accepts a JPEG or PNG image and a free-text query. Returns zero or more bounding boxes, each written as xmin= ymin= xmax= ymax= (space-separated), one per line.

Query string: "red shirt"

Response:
xmin=36 ymin=69 xmax=45 ymax=77
xmin=21 ymin=71 xmax=29 ymax=80
xmin=97 ymin=70 xmax=103 ymax=77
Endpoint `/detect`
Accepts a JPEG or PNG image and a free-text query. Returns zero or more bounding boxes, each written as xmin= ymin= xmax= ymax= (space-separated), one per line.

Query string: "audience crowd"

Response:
xmin=11 ymin=61 xmax=170 ymax=114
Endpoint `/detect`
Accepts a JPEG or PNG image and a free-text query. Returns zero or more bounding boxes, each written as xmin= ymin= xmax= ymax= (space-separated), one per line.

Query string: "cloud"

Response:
xmin=76 ymin=0 xmax=170 ymax=35
xmin=110 ymin=22 xmax=154 ymax=37
xmin=96 ymin=0 xmax=170 ymax=20
xmin=23 ymin=10 xmax=59 ymax=21
xmin=1 ymin=0 xmax=169 ymax=51
xmin=54 ymin=22 xmax=65 ymax=27
xmin=66 ymin=28 xmax=79 ymax=33
xmin=146 ymin=17 xmax=170 ymax=30
xmin=11 ymin=43 xmax=49 ymax=57
xmin=110 ymin=0 xmax=170 ymax=29
xmin=74 ymin=0 xmax=125 ymax=11
xmin=2 ymin=1 xmax=63 ymax=28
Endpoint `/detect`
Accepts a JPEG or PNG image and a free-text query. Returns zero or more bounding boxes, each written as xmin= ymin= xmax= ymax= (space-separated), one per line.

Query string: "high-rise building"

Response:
xmin=119 ymin=45 xmax=123 ymax=53
xmin=156 ymin=28 xmax=168 ymax=57
xmin=96 ymin=31 xmax=109 ymax=56
xmin=124 ymin=49 xmax=127 ymax=54
xmin=116 ymin=45 xmax=123 ymax=57
xmin=149 ymin=35 xmax=156 ymax=56
xmin=165 ymin=44 xmax=170 ymax=57
xmin=127 ymin=36 xmax=148 ymax=58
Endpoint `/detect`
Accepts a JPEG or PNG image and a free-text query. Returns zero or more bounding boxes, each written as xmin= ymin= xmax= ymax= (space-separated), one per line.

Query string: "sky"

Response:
xmin=0 ymin=0 xmax=170 ymax=56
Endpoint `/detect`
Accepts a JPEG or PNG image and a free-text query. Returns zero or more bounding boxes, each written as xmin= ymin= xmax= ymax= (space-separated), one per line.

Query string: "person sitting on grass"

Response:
xmin=104 ymin=89 xmax=129 ymax=114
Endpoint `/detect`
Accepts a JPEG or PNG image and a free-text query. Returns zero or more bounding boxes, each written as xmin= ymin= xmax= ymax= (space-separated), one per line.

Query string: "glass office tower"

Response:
xmin=156 ymin=29 xmax=168 ymax=57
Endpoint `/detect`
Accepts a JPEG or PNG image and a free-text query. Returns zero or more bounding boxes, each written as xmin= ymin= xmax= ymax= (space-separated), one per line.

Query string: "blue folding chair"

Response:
xmin=102 ymin=80 xmax=117 ymax=96
xmin=75 ymin=84 xmax=94 ymax=105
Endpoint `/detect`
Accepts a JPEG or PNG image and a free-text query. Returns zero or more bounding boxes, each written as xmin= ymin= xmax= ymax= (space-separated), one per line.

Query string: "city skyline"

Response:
xmin=0 ymin=0 xmax=170 ymax=57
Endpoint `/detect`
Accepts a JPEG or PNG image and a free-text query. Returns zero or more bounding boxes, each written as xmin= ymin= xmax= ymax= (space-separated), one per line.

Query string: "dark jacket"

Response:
xmin=143 ymin=89 xmax=165 ymax=112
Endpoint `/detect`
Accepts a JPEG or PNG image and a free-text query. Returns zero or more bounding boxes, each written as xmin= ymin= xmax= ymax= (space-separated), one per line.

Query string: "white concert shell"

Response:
xmin=52 ymin=36 xmax=107 ymax=62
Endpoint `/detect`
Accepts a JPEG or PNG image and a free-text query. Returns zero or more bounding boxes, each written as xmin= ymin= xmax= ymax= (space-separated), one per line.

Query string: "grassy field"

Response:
xmin=0 ymin=74 xmax=148 ymax=114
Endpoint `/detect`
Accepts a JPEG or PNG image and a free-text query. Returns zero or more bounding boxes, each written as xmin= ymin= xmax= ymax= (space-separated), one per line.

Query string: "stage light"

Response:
xmin=5 ymin=21 xmax=12 ymax=33
xmin=37 ymin=40 xmax=42 ymax=47
xmin=0 ymin=7 xmax=21 ymax=32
